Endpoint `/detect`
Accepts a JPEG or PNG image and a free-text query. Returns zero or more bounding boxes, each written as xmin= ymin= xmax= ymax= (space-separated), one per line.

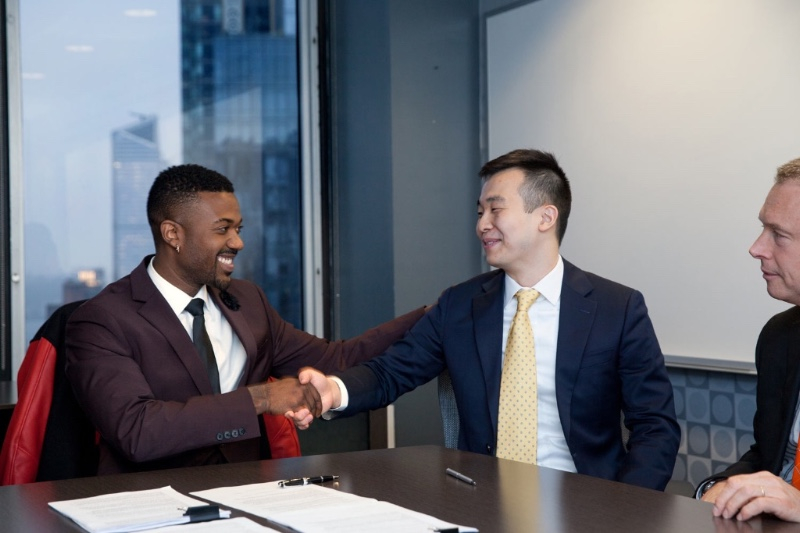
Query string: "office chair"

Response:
xmin=438 ymin=369 xmax=460 ymax=449
xmin=0 ymin=299 xmax=301 ymax=485
xmin=0 ymin=300 xmax=96 ymax=484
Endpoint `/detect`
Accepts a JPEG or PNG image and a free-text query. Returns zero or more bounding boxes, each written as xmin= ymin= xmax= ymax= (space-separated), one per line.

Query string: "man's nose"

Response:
xmin=749 ymin=232 xmax=767 ymax=259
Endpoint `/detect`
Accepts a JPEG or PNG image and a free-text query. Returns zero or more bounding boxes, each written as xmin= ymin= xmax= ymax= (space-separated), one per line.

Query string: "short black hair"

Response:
xmin=146 ymin=164 xmax=234 ymax=241
xmin=479 ymin=149 xmax=572 ymax=243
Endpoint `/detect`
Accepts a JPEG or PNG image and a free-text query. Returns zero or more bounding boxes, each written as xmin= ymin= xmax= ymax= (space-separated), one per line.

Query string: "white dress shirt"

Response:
xmin=333 ymin=256 xmax=575 ymax=470
xmin=147 ymin=259 xmax=246 ymax=393
xmin=503 ymin=255 xmax=576 ymax=472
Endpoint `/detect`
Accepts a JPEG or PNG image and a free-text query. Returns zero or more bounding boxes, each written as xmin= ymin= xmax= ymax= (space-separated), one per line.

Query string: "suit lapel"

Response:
xmin=778 ymin=312 xmax=800 ymax=456
xmin=473 ymin=271 xmax=506 ymax=431
xmin=130 ymin=259 xmax=214 ymax=394
xmin=555 ymin=261 xmax=597 ymax=441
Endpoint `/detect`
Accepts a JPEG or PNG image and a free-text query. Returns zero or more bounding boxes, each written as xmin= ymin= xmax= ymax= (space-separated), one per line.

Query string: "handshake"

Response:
xmin=247 ymin=368 xmax=339 ymax=430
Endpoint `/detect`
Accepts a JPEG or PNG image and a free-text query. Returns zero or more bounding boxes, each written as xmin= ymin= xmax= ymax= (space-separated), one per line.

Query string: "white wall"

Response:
xmin=487 ymin=0 xmax=800 ymax=363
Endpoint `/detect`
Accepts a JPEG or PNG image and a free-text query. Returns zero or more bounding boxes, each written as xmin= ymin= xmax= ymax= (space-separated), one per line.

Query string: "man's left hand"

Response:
xmin=712 ymin=471 xmax=800 ymax=522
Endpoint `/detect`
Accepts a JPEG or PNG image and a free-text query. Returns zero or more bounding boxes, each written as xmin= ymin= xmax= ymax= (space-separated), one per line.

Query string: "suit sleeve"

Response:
xmin=265 ymin=292 xmax=426 ymax=377
xmin=65 ymin=301 xmax=260 ymax=464
xmin=616 ymin=290 xmax=681 ymax=489
xmin=336 ymin=296 xmax=449 ymax=415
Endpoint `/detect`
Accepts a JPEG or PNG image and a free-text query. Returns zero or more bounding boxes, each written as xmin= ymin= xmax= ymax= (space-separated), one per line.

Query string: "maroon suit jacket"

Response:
xmin=66 ymin=257 xmax=423 ymax=474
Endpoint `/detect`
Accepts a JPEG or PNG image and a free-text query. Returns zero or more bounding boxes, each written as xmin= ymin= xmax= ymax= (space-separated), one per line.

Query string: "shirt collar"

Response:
xmin=503 ymin=255 xmax=564 ymax=307
xmin=147 ymin=257 xmax=210 ymax=315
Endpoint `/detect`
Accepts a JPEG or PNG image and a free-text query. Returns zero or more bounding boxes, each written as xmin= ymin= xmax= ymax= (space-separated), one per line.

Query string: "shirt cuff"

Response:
xmin=321 ymin=376 xmax=348 ymax=420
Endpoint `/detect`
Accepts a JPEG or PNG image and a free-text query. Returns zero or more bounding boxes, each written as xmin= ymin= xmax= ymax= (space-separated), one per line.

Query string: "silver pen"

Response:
xmin=278 ymin=475 xmax=339 ymax=487
xmin=446 ymin=467 xmax=476 ymax=486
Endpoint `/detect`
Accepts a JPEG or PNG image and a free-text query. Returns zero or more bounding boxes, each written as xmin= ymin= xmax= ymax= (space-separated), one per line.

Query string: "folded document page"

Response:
xmin=148 ymin=517 xmax=277 ymax=532
xmin=48 ymin=486 xmax=231 ymax=533
xmin=192 ymin=481 xmax=478 ymax=533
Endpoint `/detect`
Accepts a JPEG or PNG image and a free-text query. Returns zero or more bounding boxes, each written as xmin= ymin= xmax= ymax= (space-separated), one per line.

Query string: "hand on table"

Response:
xmin=710 ymin=471 xmax=800 ymax=522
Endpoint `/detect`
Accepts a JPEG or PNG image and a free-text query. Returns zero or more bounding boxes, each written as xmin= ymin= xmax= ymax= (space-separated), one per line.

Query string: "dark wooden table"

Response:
xmin=0 ymin=445 xmax=795 ymax=532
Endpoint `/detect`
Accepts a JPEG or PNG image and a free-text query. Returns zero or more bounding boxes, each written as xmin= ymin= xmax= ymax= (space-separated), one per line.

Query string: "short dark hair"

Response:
xmin=146 ymin=164 xmax=234 ymax=241
xmin=479 ymin=149 xmax=572 ymax=243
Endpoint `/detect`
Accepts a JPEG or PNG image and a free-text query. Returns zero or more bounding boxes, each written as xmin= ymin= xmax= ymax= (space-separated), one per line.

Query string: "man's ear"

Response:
xmin=161 ymin=220 xmax=182 ymax=251
xmin=539 ymin=205 xmax=559 ymax=232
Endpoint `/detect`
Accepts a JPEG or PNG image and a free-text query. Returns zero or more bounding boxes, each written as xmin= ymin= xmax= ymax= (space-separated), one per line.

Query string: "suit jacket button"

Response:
xmin=216 ymin=432 xmax=224 ymax=441
xmin=224 ymin=431 xmax=231 ymax=439
xmin=232 ymin=429 xmax=239 ymax=438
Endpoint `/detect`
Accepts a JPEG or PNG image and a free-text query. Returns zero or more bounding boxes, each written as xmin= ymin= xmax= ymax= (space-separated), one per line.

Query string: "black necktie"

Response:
xmin=185 ymin=298 xmax=221 ymax=394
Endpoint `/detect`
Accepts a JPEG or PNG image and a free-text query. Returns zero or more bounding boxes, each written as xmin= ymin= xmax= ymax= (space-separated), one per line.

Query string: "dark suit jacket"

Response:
xmin=696 ymin=306 xmax=800 ymax=493
xmin=339 ymin=260 xmax=679 ymax=490
xmin=66 ymin=257 xmax=423 ymax=474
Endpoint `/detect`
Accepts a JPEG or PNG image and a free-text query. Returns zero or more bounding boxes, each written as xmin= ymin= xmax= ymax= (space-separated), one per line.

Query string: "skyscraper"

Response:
xmin=181 ymin=0 xmax=302 ymax=326
xmin=111 ymin=114 xmax=164 ymax=280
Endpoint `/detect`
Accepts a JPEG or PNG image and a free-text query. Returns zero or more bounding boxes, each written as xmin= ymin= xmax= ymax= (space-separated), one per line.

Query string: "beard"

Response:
xmin=214 ymin=275 xmax=231 ymax=291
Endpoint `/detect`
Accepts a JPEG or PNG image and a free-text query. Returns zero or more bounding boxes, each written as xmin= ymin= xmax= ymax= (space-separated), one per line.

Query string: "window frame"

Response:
xmin=2 ymin=0 xmax=324 ymax=377
xmin=5 ymin=0 xmax=25 ymax=380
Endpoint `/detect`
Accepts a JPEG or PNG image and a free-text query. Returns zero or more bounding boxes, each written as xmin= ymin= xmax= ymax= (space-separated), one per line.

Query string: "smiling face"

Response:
xmin=476 ymin=168 xmax=559 ymax=286
xmin=170 ymin=191 xmax=244 ymax=295
xmin=749 ymin=180 xmax=800 ymax=306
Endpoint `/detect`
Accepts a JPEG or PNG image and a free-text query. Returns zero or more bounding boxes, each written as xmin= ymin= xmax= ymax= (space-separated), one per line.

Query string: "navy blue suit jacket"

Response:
xmin=339 ymin=260 xmax=679 ymax=490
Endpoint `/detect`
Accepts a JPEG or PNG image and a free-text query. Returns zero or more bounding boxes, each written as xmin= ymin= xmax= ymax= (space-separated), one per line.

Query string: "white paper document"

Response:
xmin=148 ymin=517 xmax=278 ymax=532
xmin=191 ymin=481 xmax=478 ymax=533
xmin=48 ymin=486 xmax=231 ymax=533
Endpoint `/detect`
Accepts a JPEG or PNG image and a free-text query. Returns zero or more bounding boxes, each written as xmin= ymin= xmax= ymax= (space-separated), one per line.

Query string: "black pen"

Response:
xmin=278 ymin=475 xmax=339 ymax=487
xmin=446 ymin=467 xmax=476 ymax=486
xmin=181 ymin=505 xmax=224 ymax=523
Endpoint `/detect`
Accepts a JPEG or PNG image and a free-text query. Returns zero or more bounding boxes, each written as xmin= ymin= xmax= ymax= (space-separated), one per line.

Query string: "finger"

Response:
xmin=302 ymin=382 xmax=322 ymax=417
xmin=297 ymin=413 xmax=314 ymax=429
xmin=718 ymin=486 xmax=762 ymax=520
xmin=297 ymin=367 xmax=313 ymax=385
xmin=285 ymin=410 xmax=313 ymax=430
xmin=737 ymin=498 xmax=767 ymax=522
xmin=292 ymin=408 xmax=312 ymax=420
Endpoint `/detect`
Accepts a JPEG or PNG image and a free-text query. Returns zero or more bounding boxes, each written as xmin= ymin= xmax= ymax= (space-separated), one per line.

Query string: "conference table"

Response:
xmin=0 ymin=445 xmax=793 ymax=532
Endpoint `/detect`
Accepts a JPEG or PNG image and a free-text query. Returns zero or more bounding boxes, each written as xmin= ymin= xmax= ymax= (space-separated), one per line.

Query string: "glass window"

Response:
xmin=19 ymin=0 xmax=303 ymax=345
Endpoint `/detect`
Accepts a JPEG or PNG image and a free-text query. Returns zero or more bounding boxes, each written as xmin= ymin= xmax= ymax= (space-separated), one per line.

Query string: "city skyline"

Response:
xmin=21 ymin=1 xmax=304 ymax=339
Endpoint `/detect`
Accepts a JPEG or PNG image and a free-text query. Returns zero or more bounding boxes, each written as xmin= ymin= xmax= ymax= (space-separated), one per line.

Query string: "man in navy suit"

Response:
xmin=293 ymin=149 xmax=680 ymax=490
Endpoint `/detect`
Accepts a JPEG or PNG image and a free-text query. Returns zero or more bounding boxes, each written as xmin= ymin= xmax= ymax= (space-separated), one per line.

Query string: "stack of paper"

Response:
xmin=192 ymin=482 xmax=478 ymax=533
xmin=48 ymin=486 xmax=232 ymax=533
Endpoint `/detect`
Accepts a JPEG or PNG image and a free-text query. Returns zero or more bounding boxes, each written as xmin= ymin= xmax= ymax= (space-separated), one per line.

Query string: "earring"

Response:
xmin=176 ymin=245 xmax=180 ymax=254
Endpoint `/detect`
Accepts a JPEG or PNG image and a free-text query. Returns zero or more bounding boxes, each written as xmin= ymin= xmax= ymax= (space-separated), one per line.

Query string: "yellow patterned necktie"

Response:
xmin=496 ymin=288 xmax=540 ymax=464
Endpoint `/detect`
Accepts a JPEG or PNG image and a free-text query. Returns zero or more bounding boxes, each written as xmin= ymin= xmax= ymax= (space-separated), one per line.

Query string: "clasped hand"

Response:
xmin=284 ymin=367 xmax=340 ymax=430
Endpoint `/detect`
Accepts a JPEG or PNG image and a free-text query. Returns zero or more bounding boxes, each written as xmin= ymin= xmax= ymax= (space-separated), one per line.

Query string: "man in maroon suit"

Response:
xmin=66 ymin=164 xmax=423 ymax=474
